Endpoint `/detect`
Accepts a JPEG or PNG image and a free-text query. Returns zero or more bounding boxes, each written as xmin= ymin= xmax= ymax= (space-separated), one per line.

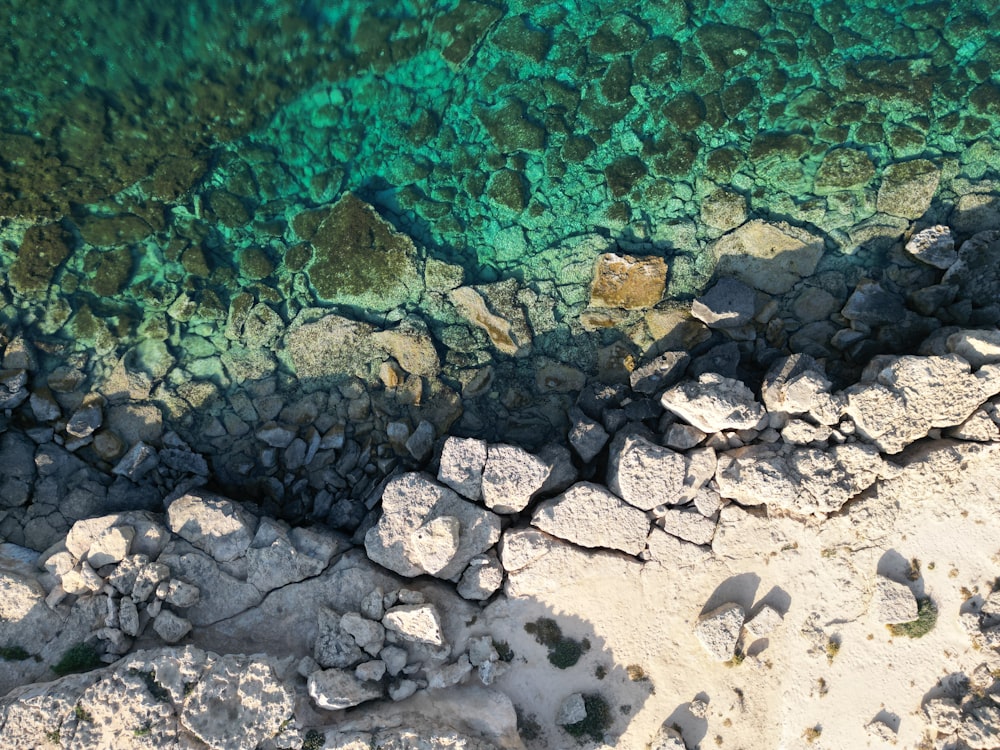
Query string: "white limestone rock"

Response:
xmin=607 ymin=433 xmax=687 ymax=510
xmin=691 ymin=277 xmax=756 ymax=329
xmin=873 ymin=577 xmax=918 ymax=625
xmin=694 ymin=603 xmax=745 ymax=661
xmin=481 ymin=443 xmax=551 ymax=514
xmin=167 ymin=490 xmax=258 ymax=562
xmin=947 ymin=329 xmax=1000 ymax=368
xmin=438 ymin=437 xmax=486 ymax=501
xmin=557 ymin=693 xmax=587 ymax=725
xmin=364 ymin=473 xmax=501 ymax=581
xmin=315 ymin=607 xmax=366 ymax=669
xmin=844 ymin=354 xmax=1000 ymax=454
xmin=660 ymin=373 xmax=767 ymax=433
xmin=531 ymin=482 xmax=649 ymax=555
xmin=340 ymin=612 xmax=385 ymax=657
xmin=457 ymin=552 xmax=504 ymax=601
xmin=743 ymin=605 xmax=783 ymax=640
xmin=245 ymin=518 xmax=344 ymax=592
xmin=658 ymin=508 xmax=716 ymax=546
xmin=65 ymin=511 xmax=169 ymax=562
xmin=152 ymin=610 xmax=192 ymax=644
xmin=86 ymin=525 xmax=134 ymax=568
xmin=498 ymin=527 xmax=557 ymax=573
xmin=383 ymin=603 xmax=445 ymax=646
xmin=308 ymin=666 xmax=384 ymax=711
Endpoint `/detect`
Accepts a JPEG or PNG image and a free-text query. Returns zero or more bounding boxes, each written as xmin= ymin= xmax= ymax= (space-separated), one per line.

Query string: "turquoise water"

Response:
xmin=1 ymin=0 xmax=999 ymax=512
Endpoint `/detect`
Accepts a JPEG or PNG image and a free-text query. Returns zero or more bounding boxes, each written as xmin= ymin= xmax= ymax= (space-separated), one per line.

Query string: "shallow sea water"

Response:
xmin=1 ymin=0 xmax=999 ymax=515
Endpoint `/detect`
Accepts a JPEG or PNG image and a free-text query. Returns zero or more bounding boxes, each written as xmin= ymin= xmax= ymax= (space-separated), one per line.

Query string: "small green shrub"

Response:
xmin=128 ymin=669 xmax=170 ymax=702
xmin=45 ymin=730 xmax=61 ymax=744
xmin=564 ymin=693 xmax=612 ymax=743
xmin=626 ymin=664 xmax=649 ymax=682
xmin=524 ymin=618 xmax=590 ymax=669
xmin=302 ymin=729 xmax=324 ymax=750
xmin=0 ymin=644 xmax=31 ymax=661
xmin=493 ymin=639 xmax=514 ymax=662
xmin=825 ymin=638 xmax=841 ymax=664
xmin=888 ymin=598 xmax=938 ymax=638
xmin=804 ymin=725 xmax=822 ymax=742
xmin=53 ymin=643 xmax=102 ymax=677
xmin=516 ymin=709 xmax=542 ymax=741
xmin=133 ymin=724 xmax=152 ymax=737
xmin=594 ymin=664 xmax=607 ymax=680
xmin=74 ymin=704 xmax=93 ymax=723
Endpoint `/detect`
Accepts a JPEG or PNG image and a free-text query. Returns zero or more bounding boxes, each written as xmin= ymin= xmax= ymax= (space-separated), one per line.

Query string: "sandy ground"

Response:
xmin=480 ymin=441 xmax=1000 ymax=749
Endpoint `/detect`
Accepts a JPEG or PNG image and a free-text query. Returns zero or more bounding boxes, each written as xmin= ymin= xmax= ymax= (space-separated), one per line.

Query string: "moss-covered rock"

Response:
xmin=9 ymin=223 xmax=73 ymax=296
xmin=604 ymin=156 xmax=648 ymax=198
xmin=663 ymin=91 xmax=706 ymax=132
xmin=432 ymin=0 xmax=503 ymax=67
xmin=695 ymin=23 xmax=761 ymax=72
xmin=298 ymin=194 xmax=422 ymax=311
xmin=239 ymin=247 xmax=274 ymax=280
xmin=84 ymin=246 xmax=134 ymax=296
xmin=588 ymin=14 xmax=648 ymax=56
xmin=491 ymin=15 xmax=551 ymax=62
xmin=876 ymin=159 xmax=940 ymax=219
xmin=600 ymin=58 xmax=634 ymax=104
xmin=477 ymin=100 xmax=546 ymax=153
xmin=208 ymin=190 xmax=252 ymax=228
xmin=486 ymin=169 xmax=528 ymax=211
xmin=814 ymin=148 xmax=875 ymax=193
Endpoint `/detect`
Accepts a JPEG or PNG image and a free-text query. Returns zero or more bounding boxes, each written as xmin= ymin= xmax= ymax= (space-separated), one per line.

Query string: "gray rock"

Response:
xmin=557 ymin=693 xmax=587 ymax=725
xmin=761 ymin=354 xmax=840 ymax=425
xmin=152 ymin=609 xmax=192 ymax=643
xmin=536 ymin=443 xmax=579 ymax=495
xmin=245 ymin=518 xmax=342 ymax=592
xmin=947 ymin=329 xmax=1000 ymax=368
xmin=118 ymin=595 xmax=140 ymax=637
xmin=481 ymin=444 xmax=551 ymax=514
xmin=65 ymin=395 xmax=104 ymax=438
xmin=743 ymin=604 xmax=783 ymax=640
xmin=355 ymin=660 xmax=386 ymax=682
xmin=383 ymin=603 xmax=446 ymax=646
xmin=427 ymin=654 xmax=473 ymax=688
xmin=664 ymin=422 xmax=706 ymax=450
xmin=0 ymin=432 xmax=35 ymax=510
xmin=380 ymin=645 xmax=408 ymax=677
xmin=661 ymin=373 xmax=767 ymax=434
xmin=607 ymin=433 xmax=687 ymax=510
xmin=531 ymin=482 xmax=650 ymax=555
xmin=0 ymin=369 xmax=29 ymax=409
xmin=874 ymin=577 xmax=918 ymax=624
xmin=341 ymin=612 xmax=386 ymax=656
xmin=694 ymin=603 xmax=745 ymax=661
xmin=364 ymin=473 xmax=501 ymax=581
xmin=29 ymin=388 xmax=61 ymax=422
xmin=163 ymin=579 xmax=200 ymax=608
xmin=456 ymin=552 xmax=504 ymax=601
xmin=691 ymin=278 xmax=756 ymax=329
xmin=156 ymin=545 xmax=261 ymax=626
xmin=167 ymin=490 xmax=258 ymax=563
xmin=388 ymin=678 xmax=418 ymax=701
xmin=132 ymin=561 xmax=171 ymax=602
xmin=905 ymin=224 xmax=957 ymax=269
xmin=86 ymin=525 xmax=134 ymax=567
xmin=841 ymin=280 xmax=906 ymax=326
xmin=308 ymin=667 xmax=384 ymax=710
xmin=437 ymin=436 xmax=488 ymax=501
xmin=568 ymin=406 xmax=610 ymax=463
xmin=406 ymin=420 xmax=436 ymax=462
xmin=111 ymin=441 xmax=159 ymax=481
xmin=315 ymin=606 xmax=366 ymax=668
xmin=629 ymin=351 xmax=691 ymax=394
xmin=649 ymin=724 xmax=687 ymax=750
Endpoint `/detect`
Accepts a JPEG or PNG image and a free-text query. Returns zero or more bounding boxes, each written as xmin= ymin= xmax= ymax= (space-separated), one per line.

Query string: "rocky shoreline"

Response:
xmin=4 ymin=217 xmax=1000 ymax=747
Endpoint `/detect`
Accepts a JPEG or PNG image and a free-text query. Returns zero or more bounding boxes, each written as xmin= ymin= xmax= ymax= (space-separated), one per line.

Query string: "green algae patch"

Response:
xmin=295 ymin=194 xmax=422 ymax=312
xmin=564 ymin=694 xmax=613 ymax=743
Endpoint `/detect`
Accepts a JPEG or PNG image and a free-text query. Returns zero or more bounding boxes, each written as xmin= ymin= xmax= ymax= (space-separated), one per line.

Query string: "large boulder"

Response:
xmin=876 ymin=159 xmax=940 ymax=219
xmin=437 ymin=436 xmax=488 ymax=501
xmin=607 ymin=433 xmax=688 ymax=510
xmin=660 ymin=373 xmax=767 ymax=433
xmin=364 ymin=473 xmax=501 ymax=581
xmin=166 ymin=491 xmax=258 ymax=563
xmin=715 ymin=443 xmax=882 ymax=515
xmin=481 ymin=444 xmax=551 ymax=514
xmin=843 ymin=354 xmax=1000 ymax=454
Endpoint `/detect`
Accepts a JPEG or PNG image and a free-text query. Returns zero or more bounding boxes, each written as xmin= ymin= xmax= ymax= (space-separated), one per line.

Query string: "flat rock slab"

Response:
xmin=589 ymin=252 xmax=667 ymax=309
xmin=691 ymin=278 xmax=756 ymax=329
xmin=695 ymin=602 xmax=745 ymax=661
xmin=365 ymin=473 xmax=501 ymax=581
xmin=709 ymin=220 xmax=824 ymax=295
xmin=167 ymin=491 xmax=258 ymax=563
xmin=383 ymin=603 xmax=445 ymax=646
xmin=531 ymin=482 xmax=649 ymax=555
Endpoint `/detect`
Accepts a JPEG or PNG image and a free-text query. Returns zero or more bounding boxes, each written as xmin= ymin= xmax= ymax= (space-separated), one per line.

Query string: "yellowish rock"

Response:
xmin=589 ymin=252 xmax=667 ymax=309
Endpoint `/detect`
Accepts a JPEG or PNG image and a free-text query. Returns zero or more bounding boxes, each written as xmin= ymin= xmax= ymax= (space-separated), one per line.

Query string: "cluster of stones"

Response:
xmin=917 ymin=588 xmax=1000 ymax=748
xmin=304 ymin=586 xmax=505 ymax=711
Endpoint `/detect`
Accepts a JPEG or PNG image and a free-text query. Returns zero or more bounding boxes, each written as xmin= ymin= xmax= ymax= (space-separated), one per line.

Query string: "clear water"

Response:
xmin=1 ymin=0 xmax=999 ymax=512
